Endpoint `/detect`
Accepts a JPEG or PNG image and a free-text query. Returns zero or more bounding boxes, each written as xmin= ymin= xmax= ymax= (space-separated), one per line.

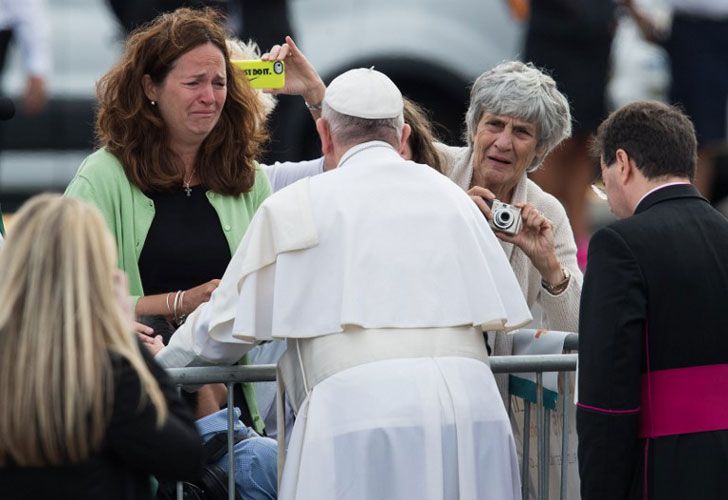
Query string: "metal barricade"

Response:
xmin=167 ymin=365 xmax=277 ymax=500
xmin=166 ymin=350 xmax=578 ymax=500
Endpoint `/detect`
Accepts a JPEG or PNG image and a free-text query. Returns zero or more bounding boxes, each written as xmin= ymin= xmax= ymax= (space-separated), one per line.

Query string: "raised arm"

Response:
xmin=262 ymin=36 xmax=326 ymax=119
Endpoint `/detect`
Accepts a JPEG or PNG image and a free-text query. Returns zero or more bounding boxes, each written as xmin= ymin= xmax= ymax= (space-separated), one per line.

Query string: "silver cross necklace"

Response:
xmin=183 ymin=170 xmax=196 ymax=197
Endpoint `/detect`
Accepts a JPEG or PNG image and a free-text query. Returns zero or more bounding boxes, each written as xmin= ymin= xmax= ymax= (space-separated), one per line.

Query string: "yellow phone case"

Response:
xmin=232 ymin=60 xmax=285 ymax=89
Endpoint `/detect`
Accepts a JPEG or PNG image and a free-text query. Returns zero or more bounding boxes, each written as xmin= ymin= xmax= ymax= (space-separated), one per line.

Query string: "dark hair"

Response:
xmin=96 ymin=8 xmax=268 ymax=196
xmin=403 ymin=98 xmax=445 ymax=173
xmin=592 ymin=101 xmax=697 ymax=181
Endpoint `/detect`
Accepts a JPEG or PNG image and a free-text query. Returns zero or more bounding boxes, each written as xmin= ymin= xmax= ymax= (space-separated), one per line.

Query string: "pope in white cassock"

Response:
xmin=157 ymin=67 xmax=532 ymax=500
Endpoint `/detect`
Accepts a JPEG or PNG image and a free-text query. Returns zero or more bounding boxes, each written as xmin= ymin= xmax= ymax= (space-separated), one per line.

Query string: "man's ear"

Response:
xmin=398 ymin=124 xmax=411 ymax=156
xmin=615 ymin=148 xmax=633 ymax=184
xmin=142 ymin=74 xmax=158 ymax=102
xmin=316 ymin=117 xmax=334 ymax=157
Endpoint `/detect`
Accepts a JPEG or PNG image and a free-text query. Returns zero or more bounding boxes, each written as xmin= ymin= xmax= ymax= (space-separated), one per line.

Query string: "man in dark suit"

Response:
xmin=577 ymin=101 xmax=728 ymax=499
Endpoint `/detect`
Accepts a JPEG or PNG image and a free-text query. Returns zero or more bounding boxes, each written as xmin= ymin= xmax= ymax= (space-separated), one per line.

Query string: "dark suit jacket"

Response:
xmin=577 ymin=184 xmax=728 ymax=500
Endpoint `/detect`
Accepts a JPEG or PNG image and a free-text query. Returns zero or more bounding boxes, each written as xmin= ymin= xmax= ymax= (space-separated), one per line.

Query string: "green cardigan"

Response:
xmin=65 ymin=148 xmax=272 ymax=433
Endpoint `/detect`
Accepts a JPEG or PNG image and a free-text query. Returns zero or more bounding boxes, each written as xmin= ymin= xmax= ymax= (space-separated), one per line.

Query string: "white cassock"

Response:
xmin=158 ymin=141 xmax=532 ymax=500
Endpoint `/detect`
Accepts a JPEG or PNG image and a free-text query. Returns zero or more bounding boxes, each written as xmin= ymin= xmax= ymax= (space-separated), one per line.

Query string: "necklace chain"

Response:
xmin=183 ymin=170 xmax=195 ymax=197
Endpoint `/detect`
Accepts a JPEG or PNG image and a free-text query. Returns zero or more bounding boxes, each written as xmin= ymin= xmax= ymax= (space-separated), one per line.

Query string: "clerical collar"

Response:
xmin=336 ymin=141 xmax=396 ymax=169
xmin=635 ymin=181 xmax=691 ymax=208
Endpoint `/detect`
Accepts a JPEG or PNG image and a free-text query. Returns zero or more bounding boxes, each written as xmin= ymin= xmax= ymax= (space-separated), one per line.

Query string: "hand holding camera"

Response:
xmin=485 ymin=199 xmax=522 ymax=235
xmin=467 ymin=188 xmax=561 ymax=282
xmin=466 ymin=186 xmax=522 ymax=236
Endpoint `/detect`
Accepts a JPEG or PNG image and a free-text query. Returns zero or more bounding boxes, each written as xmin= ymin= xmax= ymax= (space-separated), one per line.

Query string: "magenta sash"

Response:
xmin=640 ymin=363 xmax=728 ymax=438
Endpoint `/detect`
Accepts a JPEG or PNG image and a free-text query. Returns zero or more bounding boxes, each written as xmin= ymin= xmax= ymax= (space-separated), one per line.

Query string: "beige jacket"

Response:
xmin=436 ymin=143 xmax=582 ymax=357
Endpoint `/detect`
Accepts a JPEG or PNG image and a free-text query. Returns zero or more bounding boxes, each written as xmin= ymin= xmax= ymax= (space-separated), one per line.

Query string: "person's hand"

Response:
xmin=181 ymin=279 xmax=221 ymax=315
xmin=262 ymin=36 xmax=325 ymax=107
xmin=133 ymin=321 xmax=154 ymax=337
xmin=467 ymin=185 xmax=497 ymax=218
xmin=137 ymin=332 xmax=165 ymax=356
xmin=23 ymin=75 xmax=46 ymax=115
xmin=133 ymin=321 xmax=162 ymax=355
xmin=496 ymin=203 xmax=562 ymax=284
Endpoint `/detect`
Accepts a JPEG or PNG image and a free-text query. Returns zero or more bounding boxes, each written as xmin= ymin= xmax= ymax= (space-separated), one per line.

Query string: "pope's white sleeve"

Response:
xmin=155 ymin=301 xmax=253 ymax=368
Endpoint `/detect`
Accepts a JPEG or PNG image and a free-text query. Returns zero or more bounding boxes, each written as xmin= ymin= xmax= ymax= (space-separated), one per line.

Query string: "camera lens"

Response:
xmin=493 ymin=210 xmax=512 ymax=229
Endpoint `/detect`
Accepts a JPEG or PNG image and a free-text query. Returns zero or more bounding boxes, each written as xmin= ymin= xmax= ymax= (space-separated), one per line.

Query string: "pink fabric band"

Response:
xmin=640 ymin=363 xmax=728 ymax=438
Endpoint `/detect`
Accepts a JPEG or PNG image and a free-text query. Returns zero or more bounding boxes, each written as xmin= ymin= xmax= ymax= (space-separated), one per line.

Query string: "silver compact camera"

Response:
xmin=487 ymin=199 xmax=522 ymax=235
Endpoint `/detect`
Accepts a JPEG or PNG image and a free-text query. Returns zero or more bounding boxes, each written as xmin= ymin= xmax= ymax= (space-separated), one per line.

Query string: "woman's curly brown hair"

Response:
xmin=96 ymin=8 xmax=268 ymax=196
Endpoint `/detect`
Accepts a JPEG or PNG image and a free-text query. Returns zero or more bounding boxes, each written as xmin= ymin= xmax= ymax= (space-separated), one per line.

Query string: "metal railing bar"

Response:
xmin=167 ymin=364 xmax=277 ymax=385
xmin=164 ymin=354 xmax=578 ymax=386
xmin=491 ymin=354 xmax=577 ymax=374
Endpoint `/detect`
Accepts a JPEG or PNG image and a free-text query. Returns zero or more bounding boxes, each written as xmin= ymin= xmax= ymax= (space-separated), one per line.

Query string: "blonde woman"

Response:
xmin=0 ymin=195 xmax=203 ymax=499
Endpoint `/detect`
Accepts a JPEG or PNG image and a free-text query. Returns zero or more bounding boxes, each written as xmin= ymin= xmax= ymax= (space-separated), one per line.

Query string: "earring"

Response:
xmin=150 ymin=100 xmax=156 ymax=106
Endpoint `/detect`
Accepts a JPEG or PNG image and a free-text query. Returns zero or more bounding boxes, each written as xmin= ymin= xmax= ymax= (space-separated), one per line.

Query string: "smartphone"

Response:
xmin=232 ymin=59 xmax=285 ymax=89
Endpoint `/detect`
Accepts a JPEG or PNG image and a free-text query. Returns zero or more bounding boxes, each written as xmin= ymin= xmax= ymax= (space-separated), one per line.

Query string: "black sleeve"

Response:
xmin=106 ymin=342 xmax=204 ymax=480
xmin=577 ymin=227 xmax=646 ymax=499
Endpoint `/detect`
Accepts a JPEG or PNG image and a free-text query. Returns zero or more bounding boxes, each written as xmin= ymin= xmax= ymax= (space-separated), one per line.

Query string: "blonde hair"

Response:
xmin=226 ymin=38 xmax=278 ymax=119
xmin=0 ymin=195 xmax=168 ymax=466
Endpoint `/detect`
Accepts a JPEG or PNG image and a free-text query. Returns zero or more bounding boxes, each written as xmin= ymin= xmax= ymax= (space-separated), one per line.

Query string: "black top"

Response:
xmin=0 ymin=342 xmax=204 ymax=499
xmin=528 ymin=0 xmax=615 ymax=40
xmin=578 ymin=184 xmax=728 ymax=499
xmin=139 ymin=185 xmax=231 ymax=295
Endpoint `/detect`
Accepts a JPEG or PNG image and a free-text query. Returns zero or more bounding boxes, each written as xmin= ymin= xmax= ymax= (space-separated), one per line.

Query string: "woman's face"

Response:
xmin=471 ymin=112 xmax=542 ymax=196
xmin=144 ymin=42 xmax=227 ymax=149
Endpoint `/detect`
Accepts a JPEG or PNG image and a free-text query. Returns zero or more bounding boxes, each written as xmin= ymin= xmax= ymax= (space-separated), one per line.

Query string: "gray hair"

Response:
xmin=322 ymin=102 xmax=405 ymax=148
xmin=465 ymin=61 xmax=572 ymax=172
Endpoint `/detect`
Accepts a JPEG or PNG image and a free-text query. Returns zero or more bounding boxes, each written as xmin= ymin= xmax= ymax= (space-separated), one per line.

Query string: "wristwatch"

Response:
xmin=541 ymin=266 xmax=570 ymax=295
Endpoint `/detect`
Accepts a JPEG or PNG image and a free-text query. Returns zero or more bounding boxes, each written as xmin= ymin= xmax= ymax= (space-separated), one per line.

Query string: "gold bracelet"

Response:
xmin=541 ymin=266 xmax=570 ymax=295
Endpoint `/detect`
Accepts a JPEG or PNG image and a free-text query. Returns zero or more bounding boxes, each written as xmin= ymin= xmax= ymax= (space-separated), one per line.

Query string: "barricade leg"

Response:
xmin=227 ymin=382 xmax=236 ymax=500
xmin=176 ymin=386 xmax=184 ymax=500
xmin=544 ymin=408 xmax=551 ymax=500
xmin=522 ymin=401 xmax=531 ymax=500
xmin=536 ymin=373 xmax=544 ymax=500
xmin=560 ymin=372 xmax=570 ymax=500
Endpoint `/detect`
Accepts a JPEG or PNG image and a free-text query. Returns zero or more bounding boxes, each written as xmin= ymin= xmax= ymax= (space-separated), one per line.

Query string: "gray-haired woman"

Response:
xmin=436 ymin=60 xmax=582 ymax=499
xmin=437 ymin=61 xmax=581 ymax=341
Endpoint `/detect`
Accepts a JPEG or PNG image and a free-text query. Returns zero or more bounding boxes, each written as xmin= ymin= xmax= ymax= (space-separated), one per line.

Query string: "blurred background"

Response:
xmin=1 ymin=0 xmax=725 ymax=235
